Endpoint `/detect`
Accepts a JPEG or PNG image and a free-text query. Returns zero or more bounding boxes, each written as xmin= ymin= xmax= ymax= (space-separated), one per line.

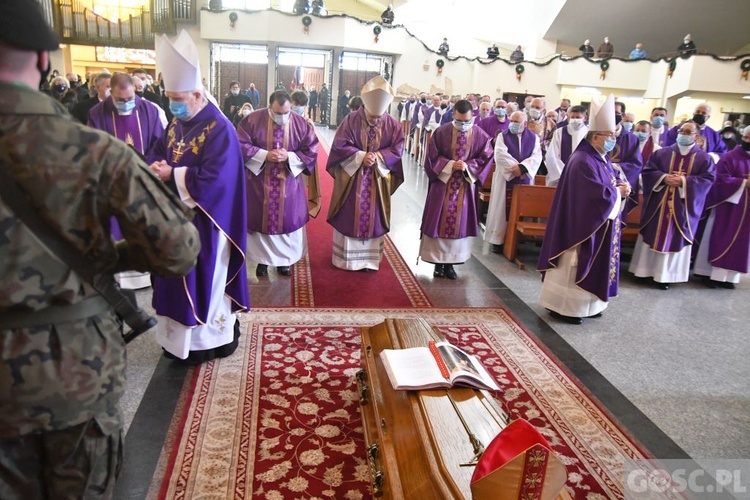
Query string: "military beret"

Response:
xmin=0 ymin=0 xmax=59 ymax=51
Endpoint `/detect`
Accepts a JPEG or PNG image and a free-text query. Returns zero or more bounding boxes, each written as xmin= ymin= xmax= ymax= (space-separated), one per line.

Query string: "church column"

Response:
xmin=267 ymin=41 xmax=279 ymax=95
xmin=329 ymin=47 xmax=343 ymax=129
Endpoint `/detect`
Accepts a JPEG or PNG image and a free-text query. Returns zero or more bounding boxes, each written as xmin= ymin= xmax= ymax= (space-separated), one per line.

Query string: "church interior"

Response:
xmin=29 ymin=0 xmax=750 ymax=497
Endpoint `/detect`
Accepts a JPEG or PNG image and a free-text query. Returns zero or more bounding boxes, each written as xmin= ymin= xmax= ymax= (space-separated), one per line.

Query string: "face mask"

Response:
xmin=420 ymin=98 xmax=426 ymax=104
xmin=622 ymin=122 xmax=633 ymax=132
xmin=494 ymin=107 xmax=506 ymax=117
xmin=69 ymin=81 xmax=78 ymax=89
xmin=231 ymin=89 xmax=239 ymax=96
xmin=676 ymin=134 xmax=695 ymax=147
xmin=509 ymin=122 xmax=523 ymax=134
xmin=115 ymin=100 xmax=136 ymax=115
xmin=603 ymin=137 xmax=617 ymax=153
xmin=272 ymin=112 xmax=290 ymax=126
xmin=292 ymin=105 xmax=305 ymax=116
xmin=569 ymin=118 xmax=584 ymax=130
xmin=440 ymin=104 xmax=447 ymax=110
xmin=409 ymin=98 xmax=415 ymax=103
xmin=741 ymin=141 xmax=750 ymax=152
xmin=103 ymin=88 xmax=111 ymax=99
xmin=453 ymin=120 xmax=472 ymax=132
xmin=615 ymin=114 xmax=622 ymax=125
xmin=560 ymin=107 xmax=568 ymax=113
xmin=53 ymin=84 xmax=67 ymax=94
xmin=636 ymin=131 xmax=649 ymax=142
xmin=724 ymin=133 xmax=734 ymax=139
xmin=652 ymin=116 xmax=665 ymax=127
xmin=170 ymin=100 xmax=191 ymax=120
xmin=692 ymin=114 xmax=706 ymax=125
xmin=242 ymin=109 xmax=252 ymax=117
xmin=528 ymin=108 xmax=541 ymax=119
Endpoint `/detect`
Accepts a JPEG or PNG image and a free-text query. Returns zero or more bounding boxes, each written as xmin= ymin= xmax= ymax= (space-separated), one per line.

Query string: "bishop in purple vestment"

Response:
xmin=327 ymin=76 xmax=405 ymax=271
xmin=629 ymin=121 xmax=715 ymax=288
xmin=693 ymin=132 xmax=750 ymax=287
xmin=237 ymin=90 xmax=319 ymax=276
xmin=148 ymin=30 xmax=249 ymax=364
xmin=538 ymin=94 xmax=630 ymax=324
xmin=420 ymin=100 xmax=493 ymax=279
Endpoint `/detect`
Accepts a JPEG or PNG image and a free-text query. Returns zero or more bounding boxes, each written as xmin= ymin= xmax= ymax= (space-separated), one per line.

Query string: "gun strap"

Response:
xmin=0 ymin=296 xmax=109 ymax=330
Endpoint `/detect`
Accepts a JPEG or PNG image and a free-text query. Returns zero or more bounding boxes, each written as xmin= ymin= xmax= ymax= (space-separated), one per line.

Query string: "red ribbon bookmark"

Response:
xmin=429 ymin=340 xmax=450 ymax=379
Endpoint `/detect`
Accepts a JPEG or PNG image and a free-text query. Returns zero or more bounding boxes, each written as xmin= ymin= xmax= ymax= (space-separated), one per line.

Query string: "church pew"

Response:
xmin=477 ymin=163 xmax=495 ymax=221
xmin=621 ymin=194 xmax=644 ymax=245
xmin=534 ymin=174 xmax=546 ymax=185
xmin=503 ymin=184 xmax=556 ymax=269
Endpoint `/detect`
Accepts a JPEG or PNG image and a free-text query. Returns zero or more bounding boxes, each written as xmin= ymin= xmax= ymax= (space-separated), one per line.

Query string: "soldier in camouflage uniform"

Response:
xmin=0 ymin=2 xmax=201 ymax=498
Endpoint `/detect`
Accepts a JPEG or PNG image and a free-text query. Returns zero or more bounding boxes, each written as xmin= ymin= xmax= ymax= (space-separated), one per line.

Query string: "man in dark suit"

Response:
xmin=72 ymin=72 xmax=110 ymax=124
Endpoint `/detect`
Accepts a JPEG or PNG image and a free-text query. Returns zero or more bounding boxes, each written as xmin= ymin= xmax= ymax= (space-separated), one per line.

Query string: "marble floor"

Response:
xmin=116 ymin=125 xmax=749 ymax=497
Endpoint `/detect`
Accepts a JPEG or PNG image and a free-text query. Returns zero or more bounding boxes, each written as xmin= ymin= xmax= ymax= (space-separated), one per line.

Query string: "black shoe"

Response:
xmin=444 ymin=265 xmax=458 ymax=280
xmin=277 ymin=266 xmax=291 ymax=276
xmin=256 ymin=264 xmax=268 ymax=277
xmin=718 ymin=281 xmax=736 ymax=290
xmin=492 ymin=244 xmax=504 ymax=254
xmin=655 ymin=281 xmax=670 ymax=290
xmin=433 ymin=264 xmax=445 ymax=278
xmin=634 ymin=276 xmax=649 ymax=285
xmin=588 ymin=312 xmax=603 ymax=318
xmin=702 ymin=276 xmax=718 ymax=288
xmin=549 ymin=310 xmax=583 ymax=325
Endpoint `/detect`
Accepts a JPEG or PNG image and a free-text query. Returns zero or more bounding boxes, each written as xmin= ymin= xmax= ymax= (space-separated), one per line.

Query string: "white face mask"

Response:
xmin=569 ymin=118 xmax=584 ymax=130
xmin=231 ymin=89 xmax=239 ymax=96
xmin=242 ymin=109 xmax=251 ymax=117
xmin=528 ymin=108 xmax=542 ymax=119
xmin=453 ymin=119 xmax=472 ymax=132
xmin=272 ymin=112 xmax=290 ymax=126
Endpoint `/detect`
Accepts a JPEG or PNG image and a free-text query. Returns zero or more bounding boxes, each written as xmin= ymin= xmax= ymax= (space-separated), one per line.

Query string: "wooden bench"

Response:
xmin=479 ymin=172 xmax=548 ymax=223
xmin=502 ymin=184 xmax=556 ymax=269
xmin=621 ymin=193 xmax=644 ymax=245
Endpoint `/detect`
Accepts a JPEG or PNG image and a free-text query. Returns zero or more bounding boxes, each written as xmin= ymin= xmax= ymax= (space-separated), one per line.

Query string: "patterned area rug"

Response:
xmin=150 ymin=309 xmax=652 ymax=499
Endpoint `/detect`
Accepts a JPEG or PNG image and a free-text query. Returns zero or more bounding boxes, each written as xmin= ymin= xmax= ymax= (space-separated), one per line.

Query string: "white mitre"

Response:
xmin=589 ymin=93 xmax=615 ymax=132
xmin=361 ymin=75 xmax=394 ymax=116
xmin=157 ymin=30 xmax=202 ymax=92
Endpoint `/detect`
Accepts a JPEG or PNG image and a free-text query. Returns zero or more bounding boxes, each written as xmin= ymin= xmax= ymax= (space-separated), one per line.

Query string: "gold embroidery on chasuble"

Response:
xmin=261 ymin=118 xmax=291 ymax=235
xmin=653 ymin=151 xmax=697 ymax=251
xmin=438 ymin=127 xmax=472 ymax=239
xmin=352 ymin=119 xmax=382 ymax=239
xmin=167 ymin=121 xmax=217 ymax=165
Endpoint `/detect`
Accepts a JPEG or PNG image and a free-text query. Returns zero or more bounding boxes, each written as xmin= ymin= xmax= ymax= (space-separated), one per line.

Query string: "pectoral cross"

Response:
xmin=125 ymin=133 xmax=134 ymax=147
xmin=173 ymin=139 xmax=187 ymax=164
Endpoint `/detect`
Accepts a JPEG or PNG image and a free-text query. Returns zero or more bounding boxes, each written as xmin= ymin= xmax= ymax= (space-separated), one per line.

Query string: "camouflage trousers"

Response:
xmin=0 ymin=413 xmax=123 ymax=500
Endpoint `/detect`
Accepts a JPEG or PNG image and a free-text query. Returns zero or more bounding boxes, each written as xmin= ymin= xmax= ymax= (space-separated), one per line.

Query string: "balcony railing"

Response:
xmin=33 ymin=0 xmax=196 ymax=49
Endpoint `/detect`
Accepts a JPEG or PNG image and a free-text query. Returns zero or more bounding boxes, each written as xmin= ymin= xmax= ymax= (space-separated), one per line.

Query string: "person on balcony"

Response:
xmin=381 ymin=4 xmax=395 ymax=25
xmin=629 ymin=43 xmax=647 ymax=60
xmin=579 ymin=39 xmax=594 ymax=58
xmin=677 ymin=34 xmax=697 ymax=57
xmin=509 ymin=45 xmax=524 ymax=63
xmin=596 ymin=37 xmax=614 ymax=58
xmin=438 ymin=38 xmax=450 ymax=56
xmin=487 ymin=43 xmax=499 ymax=59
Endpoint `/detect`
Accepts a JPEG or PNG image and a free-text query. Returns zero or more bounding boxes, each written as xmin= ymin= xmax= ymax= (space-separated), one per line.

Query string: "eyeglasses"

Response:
xmin=596 ymin=133 xmax=616 ymax=139
xmin=678 ymin=130 xmax=697 ymax=135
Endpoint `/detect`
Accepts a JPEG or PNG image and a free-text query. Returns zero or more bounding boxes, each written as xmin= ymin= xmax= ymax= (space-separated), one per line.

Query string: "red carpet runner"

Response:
xmin=292 ymin=131 xmax=431 ymax=308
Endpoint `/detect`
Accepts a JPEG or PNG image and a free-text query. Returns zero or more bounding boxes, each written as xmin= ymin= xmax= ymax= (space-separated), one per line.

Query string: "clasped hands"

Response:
xmin=268 ymin=148 xmax=289 ymax=163
xmin=507 ymin=164 xmax=525 ymax=179
xmin=150 ymin=160 xmax=172 ymax=182
xmin=663 ymin=173 xmax=684 ymax=187
xmin=452 ymin=159 xmax=467 ymax=172
xmin=362 ymin=152 xmax=378 ymax=168
xmin=617 ymin=183 xmax=631 ymax=198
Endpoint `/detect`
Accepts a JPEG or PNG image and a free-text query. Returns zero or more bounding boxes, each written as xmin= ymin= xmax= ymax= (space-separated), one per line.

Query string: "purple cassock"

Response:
xmin=537 ymin=140 xmax=624 ymax=302
xmin=88 ymin=96 xmax=164 ymax=155
xmin=236 ymin=110 xmax=319 ymax=235
xmin=665 ymin=124 xmax=727 ymax=155
xmin=89 ymin=96 xmax=165 ymax=241
xmin=327 ymin=107 xmax=405 ymax=238
xmin=639 ymin=144 xmax=715 ymax=253
xmin=410 ymin=102 xmax=423 ymax=132
xmin=478 ymin=115 xmax=510 ymax=144
xmin=421 ymin=106 xmax=436 ymax=128
xmin=147 ymin=103 xmax=249 ymax=326
xmin=609 ymin=129 xmax=643 ymax=214
xmin=420 ymin=123 xmax=493 ymax=239
xmin=704 ymin=145 xmax=750 ymax=272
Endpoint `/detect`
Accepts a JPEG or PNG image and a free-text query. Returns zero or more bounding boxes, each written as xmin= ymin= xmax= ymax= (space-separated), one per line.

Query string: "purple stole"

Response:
xmin=640 ymin=145 xmax=715 ymax=253
xmin=501 ymin=128 xmax=535 ymax=220
xmin=560 ymin=127 xmax=573 ymax=164
xmin=263 ymin=122 xmax=289 ymax=235
xmin=411 ymin=102 xmax=423 ymax=130
xmin=439 ymin=129 xmax=473 ymax=239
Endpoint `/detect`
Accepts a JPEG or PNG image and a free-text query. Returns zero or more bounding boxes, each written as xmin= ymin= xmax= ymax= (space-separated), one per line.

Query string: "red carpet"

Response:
xmin=292 ymin=132 xmax=431 ymax=308
xmin=152 ymin=309 xmax=657 ymax=499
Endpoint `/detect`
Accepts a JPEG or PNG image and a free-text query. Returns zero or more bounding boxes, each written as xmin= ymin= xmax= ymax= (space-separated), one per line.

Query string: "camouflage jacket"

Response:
xmin=0 ymin=82 xmax=201 ymax=438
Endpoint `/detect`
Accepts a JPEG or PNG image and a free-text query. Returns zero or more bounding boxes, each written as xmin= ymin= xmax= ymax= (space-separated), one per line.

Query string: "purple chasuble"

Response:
xmin=147 ymin=103 xmax=249 ymax=325
xmin=500 ymin=128 xmax=536 ymax=220
xmin=705 ymin=145 xmax=750 ymax=272
xmin=421 ymin=106 xmax=436 ymax=128
xmin=237 ymin=110 xmax=318 ymax=235
xmin=609 ymin=129 xmax=643 ymax=214
xmin=639 ymin=144 xmax=715 ymax=253
xmin=327 ymin=107 xmax=405 ymax=239
xmin=666 ymin=124 xmax=727 ymax=156
xmin=477 ymin=115 xmax=510 ymax=144
xmin=89 ymin=96 xmax=165 ymax=240
xmin=420 ymin=123 xmax=493 ymax=239
xmin=537 ymin=140 xmax=624 ymax=302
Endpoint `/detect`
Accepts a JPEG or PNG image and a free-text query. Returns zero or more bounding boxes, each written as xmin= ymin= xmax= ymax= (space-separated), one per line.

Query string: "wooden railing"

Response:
xmin=32 ymin=0 xmax=196 ymax=49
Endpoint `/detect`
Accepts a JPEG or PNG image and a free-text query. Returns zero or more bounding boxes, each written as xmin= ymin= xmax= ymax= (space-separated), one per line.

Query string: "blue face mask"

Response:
xmin=603 ymin=137 xmax=617 ymax=153
xmin=635 ymin=131 xmax=649 ymax=142
xmin=114 ymin=99 xmax=136 ymax=115
xmin=622 ymin=122 xmax=633 ymax=132
xmin=652 ymin=116 xmax=665 ymax=127
xmin=509 ymin=122 xmax=523 ymax=134
xmin=494 ymin=107 xmax=507 ymax=117
xmin=292 ymin=105 xmax=305 ymax=116
xmin=170 ymin=101 xmax=191 ymax=120
xmin=676 ymin=134 xmax=695 ymax=147
xmin=453 ymin=120 xmax=472 ymax=132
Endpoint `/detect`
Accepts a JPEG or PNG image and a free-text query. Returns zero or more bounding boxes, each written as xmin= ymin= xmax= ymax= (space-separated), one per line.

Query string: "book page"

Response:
xmin=380 ymin=347 xmax=449 ymax=390
xmin=436 ymin=343 xmax=500 ymax=391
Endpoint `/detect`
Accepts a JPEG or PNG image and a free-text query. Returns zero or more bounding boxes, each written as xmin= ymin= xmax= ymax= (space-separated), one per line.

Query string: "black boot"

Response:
xmin=433 ymin=264 xmax=445 ymax=278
